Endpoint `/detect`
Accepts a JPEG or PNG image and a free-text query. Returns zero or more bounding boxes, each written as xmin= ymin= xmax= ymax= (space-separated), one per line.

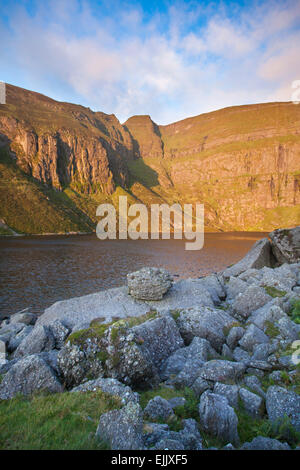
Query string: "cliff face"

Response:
xmin=0 ymin=84 xmax=299 ymax=234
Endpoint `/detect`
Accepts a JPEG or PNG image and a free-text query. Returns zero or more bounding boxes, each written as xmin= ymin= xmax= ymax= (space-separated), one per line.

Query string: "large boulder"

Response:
xmin=269 ymin=226 xmax=300 ymax=264
xmin=238 ymin=324 xmax=269 ymax=352
xmin=144 ymin=396 xmax=174 ymax=421
xmin=58 ymin=312 xmax=183 ymax=389
xmin=239 ymin=388 xmax=264 ymax=418
xmin=36 ymin=279 xmax=213 ymax=332
xmin=127 ymin=267 xmax=173 ymax=300
xmin=0 ymin=355 xmax=63 ymax=399
xmin=71 ymin=377 xmax=139 ymax=405
xmin=197 ymin=360 xmax=246 ymax=384
xmin=199 ymin=390 xmax=240 ymax=446
xmin=266 ymin=386 xmax=300 ymax=432
xmin=96 ymin=402 xmax=144 ymax=450
xmin=175 ymin=306 xmax=235 ymax=352
xmin=14 ymin=324 xmax=55 ymax=358
xmin=7 ymin=325 xmax=33 ymax=353
xmin=9 ymin=310 xmax=37 ymax=326
xmin=232 ymin=285 xmax=272 ymax=320
xmin=222 ymin=238 xmax=274 ymax=279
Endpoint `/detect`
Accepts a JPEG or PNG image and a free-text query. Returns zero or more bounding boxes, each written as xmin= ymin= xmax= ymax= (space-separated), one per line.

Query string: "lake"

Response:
xmin=0 ymin=232 xmax=266 ymax=317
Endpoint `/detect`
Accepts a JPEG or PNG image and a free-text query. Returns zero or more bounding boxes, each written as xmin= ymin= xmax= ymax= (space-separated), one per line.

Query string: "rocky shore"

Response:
xmin=0 ymin=226 xmax=300 ymax=450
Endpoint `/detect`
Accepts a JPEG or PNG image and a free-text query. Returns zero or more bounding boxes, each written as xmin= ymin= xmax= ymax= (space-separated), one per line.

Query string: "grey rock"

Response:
xmin=226 ymin=327 xmax=245 ymax=350
xmin=144 ymin=396 xmax=174 ymax=421
xmin=199 ymin=390 xmax=240 ymax=446
xmin=259 ymin=265 xmax=297 ymax=292
xmin=277 ymin=317 xmax=300 ymax=341
xmin=71 ymin=377 xmax=139 ymax=405
xmin=176 ymin=306 xmax=235 ymax=352
xmin=266 ymin=386 xmax=300 ymax=432
xmin=198 ymin=360 xmax=246 ymax=384
xmin=226 ymin=277 xmax=248 ymax=300
xmin=213 ymin=383 xmax=239 ymax=408
xmin=233 ymin=285 xmax=272 ymax=320
xmin=0 ymin=358 xmax=18 ymax=375
xmin=222 ymin=238 xmax=274 ymax=279
xmin=143 ymin=423 xmax=170 ymax=447
xmin=96 ymin=401 xmax=144 ymax=450
xmin=191 ymin=377 xmax=212 ymax=397
xmin=37 ymin=279 xmax=214 ymax=333
xmin=179 ymin=419 xmax=203 ymax=450
xmin=172 ymin=358 xmax=205 ymax=388
xmin=232 ymin=347 xmax=251 ymax=362
xmin=168 ymin=397 xmax=186 ymax=409
xmin=0 ymin=339 xmax=7 ymax=366
xmin=14 ymin=325 xmax=55 ymax=358
xmin=243 ymin=375 xmax=266 ymax=399
xmin=0 ymin=322 xmax=26 ymax=344
xmin=127 ymin=267 xmax=173 ymax=301
xmin=241 ymin=436 xmax=290 ymax=450
xmin=269 ymin=226 xmax=300 ymax=264
xmin=223 ymin=443 xmax=235 ymax=450
xmin=9 ymin=311 xmax=37 ymax=326
xmin=8 ymin=325 xmax=33 ymax=353
xmin=239 ymin=324 xmax=269 ymax=352
xmin=252 ymin=343 xmax=277 ymax=361
xmin=160 ymin=337 xmax=218 ymax=380
xmin=153 ymin=438 xmax=185 ymax=450
xmin=221 ymin=344 xmax=233 ymax=360
xmin=48 ymin=320 xmax=70 ymax=349
xmin=198 ymin=274 xmax=226 ymax=303
xmin=239 ymin=388 xmax=264 ymax=418
xmin=249 ymin=301 xmax=286 ymax=331
xmin=0 ymin=354 xmax=63 ymax=399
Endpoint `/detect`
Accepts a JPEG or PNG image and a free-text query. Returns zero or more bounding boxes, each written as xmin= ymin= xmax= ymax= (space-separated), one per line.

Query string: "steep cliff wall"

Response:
xmin=0 ymin=84 xmax=299 ymax=234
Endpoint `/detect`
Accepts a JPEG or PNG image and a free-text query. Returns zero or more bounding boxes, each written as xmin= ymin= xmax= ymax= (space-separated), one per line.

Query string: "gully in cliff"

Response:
xmin=96 ymin=196 xmax=204 ymax=250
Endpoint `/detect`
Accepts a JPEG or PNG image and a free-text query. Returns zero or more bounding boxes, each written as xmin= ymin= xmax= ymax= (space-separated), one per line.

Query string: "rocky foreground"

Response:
xmin=0 ymin=226 xmax=300 ymax=450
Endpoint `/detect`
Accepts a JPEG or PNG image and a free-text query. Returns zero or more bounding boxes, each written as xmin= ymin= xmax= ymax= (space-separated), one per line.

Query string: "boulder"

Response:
xmin=222 ymin=238 xmax=274 ymax=279
xmin=127 ymin=267 xmax=173 ymax=300
xmin=14 ymin=324 xmax=55 ymax=358
xmin=232 ymin=347 xmax=251 ymax=362
xmin=197 ymin=360 xmax=246 ymax=384
xmin=0 ymin=339 xmax=7 ymax=366
xmin=9 ymin=310 xmax=37 ymax=326
xmin=213 ymin=383 xmax=239 ymax=408
xmin=7 ymin=325 xmax=33 ymax=353
xmin=226 ymin=277 xmax=248 ymax=300
xmin=239 ymin=388 xmax=264 ymax=418
xmin=48 ymin=320 xmax=70 ymax=349
xmin=249 ymin=301 xmax=287 ymax=331
xmin=243 ymin=375 xmax=266 ymax=399
xmin=241 ymin=436 xmax=290 ymax=450
xmin=191 ymin=377 xmax=212 ymax=397
xmin=153 ymin=438 xmax=185 ymax=450
xmin=175 ymin=306 xmax=234 ymax=352
xmin=197 ymin=274 xmax=226 ymax=303
xmin=239 ymin=324 xmax=269 ymax=352
xmin=0 ymin=355 xmax=63 ymax=399
xmin=199 ymin=391 xmax=240 ymax=446
xmin=233 ymin=285 xmax=272 ymax=320
xmin=172 ymin=358 xmax=206 ymax=388
xmin=160 ymin=337 xmax=218 ymax=380
xmin=266 ymin=386 xmax=300 ymax=432
xmin=226 ymin=326 xmax=245 ymax=350
xmin=144 ymin=396 xmax=174 ymax=421
xmin=0 ymin=322 xmax=26 ymax=344
xmin=71 ymin=377 xmax=139 ymax=405
xmin=96 ymin=402 xmax=144 ymax=450
xmin=269 ymin=226 xmax=300 ymax=264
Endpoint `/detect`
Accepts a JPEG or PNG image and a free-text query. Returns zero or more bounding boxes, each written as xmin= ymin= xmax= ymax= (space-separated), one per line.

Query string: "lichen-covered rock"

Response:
xmin=175 ymin=306 xmax=235 ymax=352
xmin=0 ymin=322 xmax=26 ymax=344
xmin=9 ymin=310 xmax=37 ymax=326
xmin=8 ymin=325 xmax=33 ymax=353
xmin=213 ymin=383 xmax=239 ymax=408
xmin=249 ymin=301 xmax=287 ymax=331
xmin=240 ymin=436 xmax=290 ymax=450
xmin=243 ymin=375 xmax=266 ymax=399
xmin=266 ymin=386 xmax=300 ymax=432
xmin=239 ymin=324 xmax=269 ymax=352
xmin=197 ymin=360 xmax=246 ymax=384
xmin=160 ymin=337 xmax=218 ymax=380
xmin=0 ymin=339 xmax=7 ymax=366
xmin=144 ymin=396 xmax=174 ymax=421
xmin=14 ymin=324 xmax=55 ymax=358
xmin=96 ymin=402 xmax=144 ymax=450
xmin=226 ymin=326 xmax=245 ymax=350
xmin=71 ymin=377 xmax=139 ymax=405
xmin=226 ymin=277 xmax=248 ymax=300
xmin=127 ymin=267 xmax=173 ymax=300
xmin=233 ymin=285 xmax=272 ymax=320
xmin=199 ymin=391 xmax=240 ymax=446
xmin=191 ymin=377 xmax=212 ymax=397
xmin=222 ymin=238 xmax=274 ymax=279
xmin=269 ymin=226 xmax=300 ymax=264
xmin=0 ymin=355 xmax=63 ymax=399
xmin=48 ymin=320 xmax=70 ymax=349
xmin=239 ymin=388 xmax=264 ymax=418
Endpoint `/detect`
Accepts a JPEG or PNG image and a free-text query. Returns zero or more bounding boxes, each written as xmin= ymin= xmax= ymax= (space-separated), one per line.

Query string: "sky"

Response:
xmin=1 ymin=0 xmax=300 ymax=124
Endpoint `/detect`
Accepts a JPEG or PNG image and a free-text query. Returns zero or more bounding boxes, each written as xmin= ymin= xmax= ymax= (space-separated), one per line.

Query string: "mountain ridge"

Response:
xmin=0 ymin=83 xmax=299 ymax=234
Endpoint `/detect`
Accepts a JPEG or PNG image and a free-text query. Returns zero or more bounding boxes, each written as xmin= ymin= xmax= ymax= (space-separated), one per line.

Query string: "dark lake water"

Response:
xmin=0 ymin=232 xmax=266 ymax=317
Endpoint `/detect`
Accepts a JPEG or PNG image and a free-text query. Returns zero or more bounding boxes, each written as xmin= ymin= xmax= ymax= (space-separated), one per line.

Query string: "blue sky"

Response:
xmin=1 ymin=0 xmax=300 ymax=124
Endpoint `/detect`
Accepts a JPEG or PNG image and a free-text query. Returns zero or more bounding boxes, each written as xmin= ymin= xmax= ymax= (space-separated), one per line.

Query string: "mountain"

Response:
xmin=0 ymin=83 xmax=299 ymax=234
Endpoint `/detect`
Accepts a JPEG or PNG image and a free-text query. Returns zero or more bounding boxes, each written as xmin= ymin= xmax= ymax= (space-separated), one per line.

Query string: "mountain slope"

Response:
xmin=0 ymin=84 xmax=299 ymax=234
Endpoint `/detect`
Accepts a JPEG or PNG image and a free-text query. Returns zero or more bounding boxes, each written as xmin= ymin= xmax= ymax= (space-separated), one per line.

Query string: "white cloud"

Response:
xmin=1 ymin=0 xmax=300 ymax=123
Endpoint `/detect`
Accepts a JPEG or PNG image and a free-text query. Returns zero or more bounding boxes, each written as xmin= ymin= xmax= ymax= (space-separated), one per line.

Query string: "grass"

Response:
xmin=0 ymin=390 xmax=121 ymax=450
xmin=290 ymin=300 xmax=300 ymax=324
xmin=264 ymin=286 xmax=287 ymax=298
xmin=264 ymin=320 xmax=281 ymax=338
